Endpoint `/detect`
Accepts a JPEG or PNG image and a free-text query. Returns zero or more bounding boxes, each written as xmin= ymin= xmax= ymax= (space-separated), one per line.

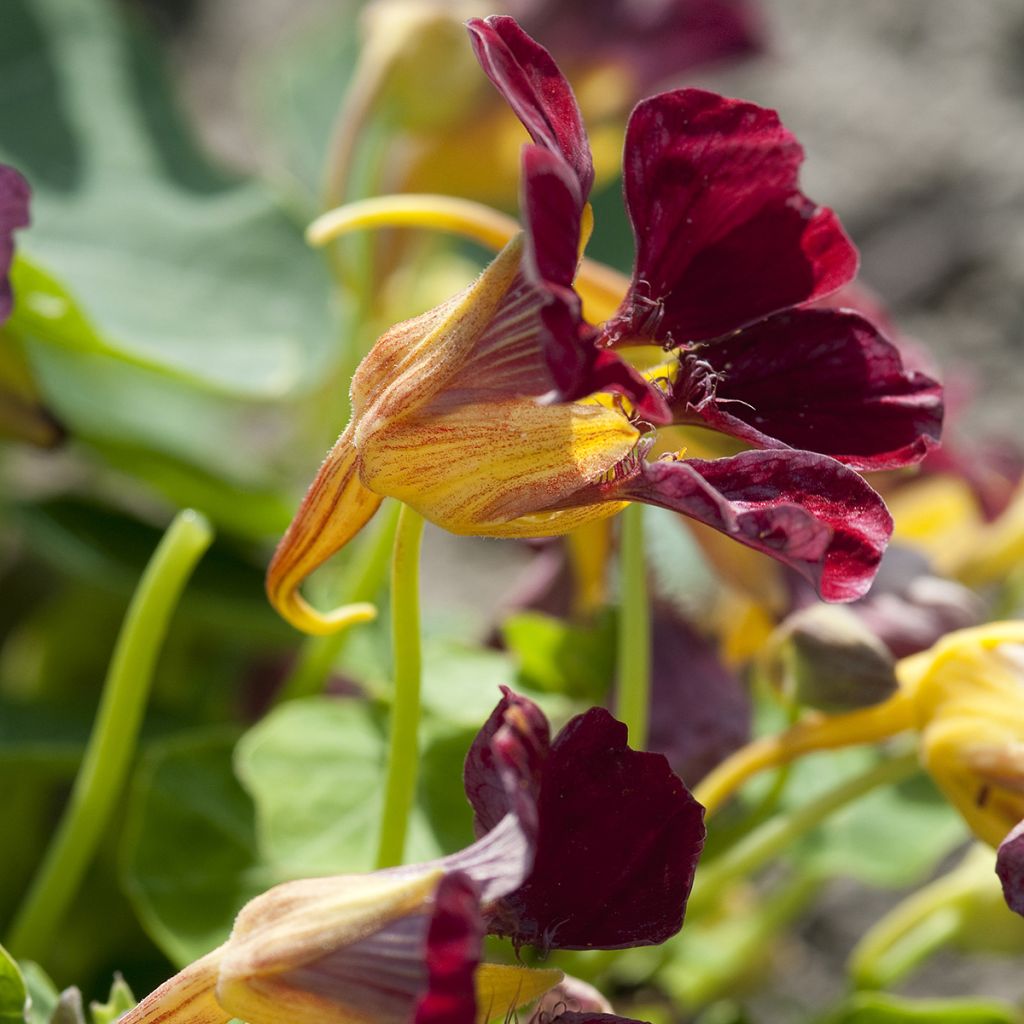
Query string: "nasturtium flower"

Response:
xmin=268 ymin=16 xmax=941 ymax=634
xmin=0 ymin=164 xmax=29 ymax=324
xmin=120 ymin=690 xmax=704 ymax=1024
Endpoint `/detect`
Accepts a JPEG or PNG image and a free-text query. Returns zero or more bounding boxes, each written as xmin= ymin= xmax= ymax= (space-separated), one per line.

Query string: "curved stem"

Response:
xmin=7 ymin=510 xmax=214 ymax=960
xmin=275 ymin=500 xmax=401 ymax=704
xmin=616 ymin=503 xmax=650 ymax=749
xmin=688 ymin=751 xmax=920 ymax=918
xmin=375 ymin=504 xmax=425 ymax=868
xmin=849 ymin=845 xmax=991 ymax=989
xmin=693 ymin=691 xmax=916 ymax=817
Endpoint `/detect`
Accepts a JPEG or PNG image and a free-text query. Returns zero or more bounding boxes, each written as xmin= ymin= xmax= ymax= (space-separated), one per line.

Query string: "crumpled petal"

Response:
xmin=469 ymin=695 xmax=705 ymax=951
xmin=622 ymin=450 xmax=892 ymax=602
xmin=1 ymin=164 xmax=31 ymax=324
xmin=996 ymin=819 xmax=1024 ymax=916
xmin=608 ymin=90 xmax=856 ymax=345
xmin=673 ymin=309 xmax=942 ymax=470
xmin=467 ymin=15 xmax=594 ymax=198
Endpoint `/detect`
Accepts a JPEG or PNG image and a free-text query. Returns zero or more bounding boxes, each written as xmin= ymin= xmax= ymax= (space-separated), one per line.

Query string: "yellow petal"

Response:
xmin=265 ymin=422 xmax=382 ymax=635
xmin=474 ymin=964 xmax=563 ymax=1024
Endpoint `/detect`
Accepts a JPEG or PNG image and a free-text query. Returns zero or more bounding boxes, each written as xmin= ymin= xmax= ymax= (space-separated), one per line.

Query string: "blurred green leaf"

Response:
xmin=19 ymin=963 xmax=57 ymax=1024
xmin=88 ymin=975 xmax=135 ymax=1024
xmin=0 ymin=945 xmax=26 ymax=1024
xmin=782 ymin=749 xmax=967 ymax=887
xmin=501 ymin=610 xmax=614 ymax=700
xmin=820 ymin=992 xmax=1022 ymax=1024
xmin=121 ymin=729 xmax=264 ymax=967
xmin=1 ymin=0 xmax=337 ymax=399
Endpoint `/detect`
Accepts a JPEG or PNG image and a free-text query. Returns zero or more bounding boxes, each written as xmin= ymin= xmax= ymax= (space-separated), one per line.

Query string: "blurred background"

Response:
xmin=3 ymin=1 xmax=1024 ymax=1021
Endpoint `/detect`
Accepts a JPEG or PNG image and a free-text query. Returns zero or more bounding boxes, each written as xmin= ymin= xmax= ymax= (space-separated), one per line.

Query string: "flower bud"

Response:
xmin=771 ymin=604 xmax=898 ymax=712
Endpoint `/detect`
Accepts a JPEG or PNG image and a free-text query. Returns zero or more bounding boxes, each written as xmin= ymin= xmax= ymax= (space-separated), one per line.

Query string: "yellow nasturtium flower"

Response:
xmin=696 ymin=621 xmax=1024 ymax=851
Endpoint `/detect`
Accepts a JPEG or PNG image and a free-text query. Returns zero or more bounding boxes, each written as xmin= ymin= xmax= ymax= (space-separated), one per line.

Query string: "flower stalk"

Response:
xmin=7 ymin=509 xmax=213 ymax=961
xmin=376 ymin=502 xmax=425 ymax=868
xmin=616 ymin=503 xmax=651 ymax=749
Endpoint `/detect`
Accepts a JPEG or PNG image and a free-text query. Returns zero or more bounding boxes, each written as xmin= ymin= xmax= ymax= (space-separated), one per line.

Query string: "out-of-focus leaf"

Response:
xmin=782 ymin=749 xmax=967 ymax=887
xmin=88 ymin=975 xmax=135 ymax=1024
xmin=0 ymin=0 xmax=337 ymax=398
xmin=234 ymin=697 xmax=456 ymax=876
xmin=255 ymin=5 xmax=362 ymax=207
xmin=0 ymin=700 xmax=88 ymax=773
xmin=121 ymin=729 xmax=265 ymax=967
xmin=0 ymin=945 xmax=26 ymax=1024
xmin=19 ymin=963 xmax=57 ymax=1024
xmin=48 ymin=990 xmax=83 ymax=1024
xmin=820 ymin=992 xmax=1022 ymax=1024
xmin=501 ymin=610 xmax=614 ymax=700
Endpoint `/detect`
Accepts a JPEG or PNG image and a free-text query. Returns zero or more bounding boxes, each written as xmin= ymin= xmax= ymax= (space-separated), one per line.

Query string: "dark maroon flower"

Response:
xmin=997 ymin=820 xmax=1024 ymax=917
xmin=465 ymin=686 xmax=706 ymax=951
xmin=1 ymin=164 xmax=31 ymax=325
xmin=461 ymin=16 xmax=939 ymax=602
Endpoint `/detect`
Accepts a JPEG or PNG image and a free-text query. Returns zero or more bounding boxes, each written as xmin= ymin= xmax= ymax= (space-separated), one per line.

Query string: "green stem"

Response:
xmin=850 ymin=846 xmax=990 ymax=989
xmin=616 ymin=503 xmax=650 ymax=748
xmin=688 ymin=751 xmax=919 ymax=918
xmin=275 ymin=500 xmax=401 ymax=704
xmin=375 ymin=504 xmax=425 ymax=868
xmin=7 ymin=509 xmax=213 ymax=961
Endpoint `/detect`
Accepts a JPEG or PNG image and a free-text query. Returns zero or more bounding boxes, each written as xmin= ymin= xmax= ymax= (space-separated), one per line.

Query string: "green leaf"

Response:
xmin=501 ymin=610 xmax=615 ymax=700
xmin=783 ymin=749 xmax=968 ymax=887
xmin=19 ymin=964 xmax=57 ymax=1024
xmin=820 ymin=992 xmax=1022 ymax=1024
xmin=0 ymin=946 xmax=27 ymax=1024
xmin=0 ymin=0 xmax=338 ymax=399
xmin=234 ymin=697 xmax=452 ymax=876
xmin=120 ymin=729 xmax=265 ymax=967
xmin=89 ymin=975 xmax=135 ymax=1024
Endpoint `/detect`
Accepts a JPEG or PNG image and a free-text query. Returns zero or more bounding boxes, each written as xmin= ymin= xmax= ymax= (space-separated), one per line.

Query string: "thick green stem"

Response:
xmin=616 ymin=503 xmax=650 ymax=748
xmin=275 ymin=500 xmax=401 ymax=704
xmin=688 ymin=751 xmax=920 ymax=918
xmin=375 ymin=504 xmax=425 ymax=868
xmin=7 ymin=510 xmax=213 ymax=961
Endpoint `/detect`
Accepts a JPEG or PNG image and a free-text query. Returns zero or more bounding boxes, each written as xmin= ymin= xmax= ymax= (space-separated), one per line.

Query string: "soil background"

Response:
xmin=132 ymin=0 xmax=1024 ymax=1018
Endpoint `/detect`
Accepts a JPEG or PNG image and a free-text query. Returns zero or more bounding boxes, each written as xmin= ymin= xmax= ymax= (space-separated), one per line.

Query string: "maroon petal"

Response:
xmin=997 ymin=820 xmax=1024 ymax=917
xmin=607 ymin=90 xmax=856 ymax=345
xmin=623 ymin=450 xmax=892 ymax=602
xmin=464 ymin=685 xmax=551 ymax=839
xmin=674 ymin=309 xmax=943 ymax=470
xmin=491 ymin=708 xmax=705 ymax=951
xmin=521 ymin=146 xmax=670 ymax=421
xmin=467 ymin=16 xmax=594 ymax=198
xmin=1 ymin=164 xmax=31 ymax=324
xmin=415 ymin=873 xmax=483 ymax=1024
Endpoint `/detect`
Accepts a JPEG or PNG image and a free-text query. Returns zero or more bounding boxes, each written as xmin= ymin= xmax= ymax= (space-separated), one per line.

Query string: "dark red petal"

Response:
xmin=624 ymin=450 xmax=892 ymax=602
xmin=467 ymin=16 xmax=594 ymax=197
xmin=520 ymin=147 xmax=670 ymax=421
xmin=464 ymin=686 xmax=550 ymax=839
xmin=490 ymin=708 xmax=705 ymax=951
xmin=647 ymin=604 xmax=750 ymax=786
xmin=1 ymin=164 xmax=31 ymax=324
xmin=415 ymin=873 xmax=483 ymax=1024
xmin=998 ymin=820 xmax=1024 ymax=917
xmin=608 ymin=90 xmax=856 ymax=345
xmin=674 ymin=309 xmax=943 ymax=470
